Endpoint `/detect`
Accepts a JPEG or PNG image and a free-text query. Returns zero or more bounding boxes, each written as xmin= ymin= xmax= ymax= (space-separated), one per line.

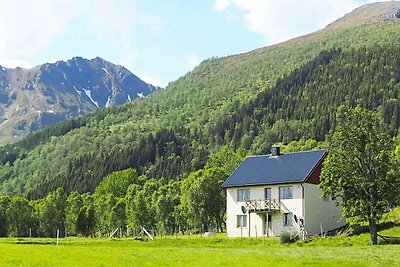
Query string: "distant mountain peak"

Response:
xmin=0 ymin=57 xmax=159 ymax=144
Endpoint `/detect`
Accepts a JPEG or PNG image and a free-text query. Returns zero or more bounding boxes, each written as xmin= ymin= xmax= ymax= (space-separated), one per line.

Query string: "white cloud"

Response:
xmin=0 ymin=0 xmax=164 ymax=68
xmin=0 ymin=0 xmax=72 ymax=66
xmin=137 ymin=74 xmax=165 ymax=88
xmin=0 ymin=59 xmax=32 ymax=69
xmin=214 ymin=0 xmax=381 ymax=45
xmin=214 ymin=0 xmax=231 ymax=12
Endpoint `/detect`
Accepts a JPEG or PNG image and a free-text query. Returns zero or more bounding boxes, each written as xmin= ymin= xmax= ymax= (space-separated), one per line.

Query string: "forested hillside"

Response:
xmin=1 ymin=11 xmax=400 ymax=198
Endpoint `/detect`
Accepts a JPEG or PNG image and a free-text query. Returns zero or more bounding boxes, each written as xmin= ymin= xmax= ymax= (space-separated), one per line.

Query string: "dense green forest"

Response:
xmin=0 ymin=136 xmax=398 ymax=238
xmin=0 ymin=21 xmax=400 ymax=199
xmin=0 ymin=147 xmax=246 ymax=237
xmin=0 ymin=20 xmax=400 ymax=237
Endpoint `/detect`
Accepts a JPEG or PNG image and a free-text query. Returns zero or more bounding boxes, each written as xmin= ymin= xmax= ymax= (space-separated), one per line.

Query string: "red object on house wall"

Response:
xmin=305 ymin=153 xmax=327 ymax=185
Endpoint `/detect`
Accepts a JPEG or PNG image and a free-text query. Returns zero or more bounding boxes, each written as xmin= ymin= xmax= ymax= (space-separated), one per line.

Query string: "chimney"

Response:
xmin=271 ymin=145 xmax=280 ymax=156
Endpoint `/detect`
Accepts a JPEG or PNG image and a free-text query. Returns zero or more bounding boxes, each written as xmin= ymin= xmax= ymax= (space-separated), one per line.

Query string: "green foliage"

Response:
xmin=1 ymin=22 xmax=400 ymax=198
xmin=6 ymin=196 xmax=35 ymax=237
xmin=205 ymin=146 xmax=248 ymax=175
xmin=95 ymin=168 xmax=138 ymax=198
xmin=320 ymin=108 xmax=400 ymax=245
xmin=38 ymin=188 xmax=66 ymax=237
xmin=125 ymin=178 xmax=162 ymax=230
xmin=279 ymin=139 xmax=329 ymax=153
xmin=179 ymin=167 xmax=227 ymax=232
xmin=0 ymin=196 xmax=10 ymax=237
xmin=280 ymin=231 xmax=294 ymax=244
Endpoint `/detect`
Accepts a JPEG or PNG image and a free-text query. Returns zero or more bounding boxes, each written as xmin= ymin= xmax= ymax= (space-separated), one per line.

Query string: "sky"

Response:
xmin=0 ymin=0 xmax=388 ymax=87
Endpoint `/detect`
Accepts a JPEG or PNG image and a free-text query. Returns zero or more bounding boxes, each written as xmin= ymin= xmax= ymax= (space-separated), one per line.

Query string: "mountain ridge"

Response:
xmin=0 ymin=57 xmax=159 ymax=144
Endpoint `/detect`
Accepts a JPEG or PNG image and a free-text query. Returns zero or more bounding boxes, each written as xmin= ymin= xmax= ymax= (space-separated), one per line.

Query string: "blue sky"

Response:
xmin=0 ymin=0 xmax=386 ymax=87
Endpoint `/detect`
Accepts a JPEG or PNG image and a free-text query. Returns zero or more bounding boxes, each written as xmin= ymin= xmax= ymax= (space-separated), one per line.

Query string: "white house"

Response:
xmin=221 ymin=147 xmax=343 ymax=238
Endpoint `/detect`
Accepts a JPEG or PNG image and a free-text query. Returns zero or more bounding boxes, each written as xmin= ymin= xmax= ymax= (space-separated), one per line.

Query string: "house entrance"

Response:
xmin=263 ymin=213 xmax=272 ymax=236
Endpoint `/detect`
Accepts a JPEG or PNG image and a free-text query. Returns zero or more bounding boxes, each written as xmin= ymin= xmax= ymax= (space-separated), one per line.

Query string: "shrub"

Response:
xmin=280 ymin=232 xmax=294 ymax=244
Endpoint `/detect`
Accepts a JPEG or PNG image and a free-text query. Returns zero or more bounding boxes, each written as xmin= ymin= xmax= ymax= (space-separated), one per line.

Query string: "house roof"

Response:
xmin=221 ymin=149 xmax=327 ymax=188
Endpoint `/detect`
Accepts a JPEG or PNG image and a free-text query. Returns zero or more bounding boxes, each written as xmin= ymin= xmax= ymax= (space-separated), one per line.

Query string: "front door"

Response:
xmin=264 ymin=213 xmax=272 ymax=236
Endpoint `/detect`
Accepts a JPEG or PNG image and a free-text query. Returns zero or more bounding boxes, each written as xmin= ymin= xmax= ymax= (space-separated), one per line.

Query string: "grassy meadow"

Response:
xmin=1 ymin=227 xmax=400 ymax=267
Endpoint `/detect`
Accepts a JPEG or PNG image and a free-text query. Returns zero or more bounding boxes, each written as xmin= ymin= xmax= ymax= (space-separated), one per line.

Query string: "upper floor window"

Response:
xmin=279 ymin=186 xmax=293 ymax=199
xmin=237 ymin=189 xmax=250 ymax=202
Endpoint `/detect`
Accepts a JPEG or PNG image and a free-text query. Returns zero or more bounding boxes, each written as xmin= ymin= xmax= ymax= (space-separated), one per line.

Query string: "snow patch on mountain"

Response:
xmin=102 ymin=68 xmax=110 ymax=75
xmin=74 ymin=86 xmax=82 ymax=95
xmin=105 ymin=95 xmax=111 ymax=108
xmin=83 ymin=88 xmax=99 ymax=108
xmin=137 ymin=92 xmax=144 ymax=98
xmin=128 ymin=95 xmax=131 ymax=102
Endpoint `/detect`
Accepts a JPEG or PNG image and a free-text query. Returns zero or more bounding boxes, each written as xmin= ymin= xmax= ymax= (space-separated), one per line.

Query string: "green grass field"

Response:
xmin=1 ymin=227 xmax=399 ymax=267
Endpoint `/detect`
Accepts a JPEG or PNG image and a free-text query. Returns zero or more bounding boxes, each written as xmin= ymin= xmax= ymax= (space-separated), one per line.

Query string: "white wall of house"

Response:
xmin=303 ymin=183 xmax=343 ymax=235
xmin=226 ymin=183 xmax=343 ymax=238
xmin=226 ymin=184 xmax=303 ymax=237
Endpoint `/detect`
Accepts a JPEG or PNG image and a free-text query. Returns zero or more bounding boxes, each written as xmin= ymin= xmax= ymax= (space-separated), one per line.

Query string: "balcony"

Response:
xmin=244 ymin=199 xmax=281 ymax=213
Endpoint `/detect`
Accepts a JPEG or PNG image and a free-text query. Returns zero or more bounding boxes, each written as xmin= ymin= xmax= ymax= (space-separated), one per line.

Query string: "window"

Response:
xmin=237 ymin=215 xmax=247 ymax=227
xmin=283 ymin=213 xmax=293 ymax=226
xmin=265 ymin=187 xmax=272 ymax=199
xmin=237 ymin=189 xmax=250 ymax=202
xmin=279 ymin=186 xmax=293 ymax=199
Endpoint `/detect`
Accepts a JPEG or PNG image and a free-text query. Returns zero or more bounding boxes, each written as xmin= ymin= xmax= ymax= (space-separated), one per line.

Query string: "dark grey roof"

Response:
xmin=221 ymin=149 xmax=327 ymax=188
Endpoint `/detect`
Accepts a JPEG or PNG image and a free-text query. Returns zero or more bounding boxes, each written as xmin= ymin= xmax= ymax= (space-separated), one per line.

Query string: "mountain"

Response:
xmin=0 ymin=57 xmax=159 ymax=144
xmin=0 ymin=2 xmax=399 ymax=199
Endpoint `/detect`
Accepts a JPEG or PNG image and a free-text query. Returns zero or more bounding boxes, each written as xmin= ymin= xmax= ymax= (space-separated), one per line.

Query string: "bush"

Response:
xmin=280 ymin=232 xmax=294 ymax=244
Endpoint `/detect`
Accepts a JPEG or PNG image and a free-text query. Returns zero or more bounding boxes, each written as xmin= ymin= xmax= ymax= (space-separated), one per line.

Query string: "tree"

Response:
xmin=39 ymin=188 xmax=66 ymax=237
xmin=95 ymin=168 xmax=138 ymax=198
xmin=205 ymin=146 xmax=247 ymax=176
xmin=76 ymin=205 xmax=96 ymax=237
xmin=66 ymin=191 xmax=83 ymax=236
xmin=153 ymin=181 xmax=181 ymax=234
xmin=0 ymin=196 xmax=10 ymax=237
xmin=6 ymin=196 xmax=35 ymax=237
xmin=125 ymin=179 xmax=161 ymax=231
xmin=180 ymin=167 xmax=226 ymax=232
xmin=320 ymin=108 xmax=400 ymax=245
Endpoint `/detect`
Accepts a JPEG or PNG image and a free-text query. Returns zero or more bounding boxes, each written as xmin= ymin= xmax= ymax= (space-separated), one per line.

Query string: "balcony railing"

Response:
xmin=244 ymin=199 xmax=281 ymax=213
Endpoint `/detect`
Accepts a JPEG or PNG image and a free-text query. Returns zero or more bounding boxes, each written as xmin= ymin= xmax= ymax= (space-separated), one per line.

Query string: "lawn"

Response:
xmin=1 ymin=230 xmax=399 ymax=267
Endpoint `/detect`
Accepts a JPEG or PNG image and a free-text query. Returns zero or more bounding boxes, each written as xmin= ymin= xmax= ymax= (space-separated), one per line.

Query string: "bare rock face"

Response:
xmin=0 ymin=58 xmax=160 ymax=144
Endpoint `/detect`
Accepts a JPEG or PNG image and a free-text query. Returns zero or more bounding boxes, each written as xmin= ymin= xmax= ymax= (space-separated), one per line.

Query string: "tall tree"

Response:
xmin=6 ymin=196 xmax=34 ymax=237
xmin=95 ymin=168 xmax=138 ymax=198
xmin=320 ymin=108 xmax=400 ymax=245
xmin=39 ymin=188 xmax=66 ymax=237
xmin=0 ymin=196 xmax=10 ymax=237
xmin=66 ymin=191 xmax=83 ymax=236
xmin=180 ymin=167 xmax=226 ymax=232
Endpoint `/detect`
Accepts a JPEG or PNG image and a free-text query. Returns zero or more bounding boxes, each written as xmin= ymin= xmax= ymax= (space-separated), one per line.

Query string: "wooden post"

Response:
xmin=56 ymin=229 xmax=59 ymax=246
xmin=248 ymin=213 xmax=251 ymax=237
xmin=29 ymin=228 xmax=32 ymax=238
xmin=320 ymin=223 xmax=323 ymax=236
